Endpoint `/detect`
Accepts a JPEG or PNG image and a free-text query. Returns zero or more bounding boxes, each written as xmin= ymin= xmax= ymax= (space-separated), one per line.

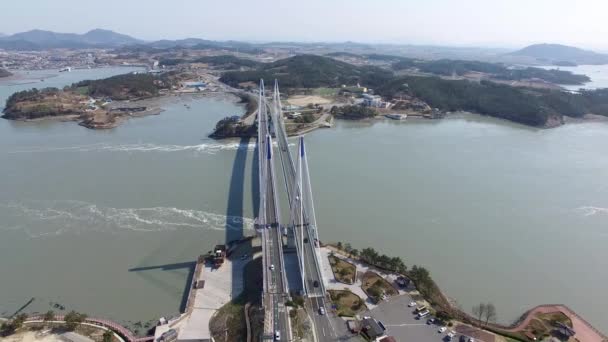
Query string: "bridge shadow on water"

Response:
xmin=128 ymin=261 xmax=196 ymax=313
xmin=225 ymin=136 xmax=259 ymax=297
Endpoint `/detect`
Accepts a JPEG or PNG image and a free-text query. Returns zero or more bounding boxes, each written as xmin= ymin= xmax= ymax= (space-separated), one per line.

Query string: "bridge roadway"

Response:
xmin=258 ymin=81 xmax=290 ymax=341
xmin=270 ymin=83 xmax=337 ymax=341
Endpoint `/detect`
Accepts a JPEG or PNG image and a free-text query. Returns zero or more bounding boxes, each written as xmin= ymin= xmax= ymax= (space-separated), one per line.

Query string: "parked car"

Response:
xmin=438 ymin=327 xmax=447 ymax=333
xmin=408 ymin=301 xmax=417 ymax=307
xmin=446 ymin=331 xmax=456 ymax=340
xmin=427 ymin=318 xmax=435 ymax=325
xmin=417 ymin=310 xmax=430 ymax=319
xmin=459 ymin=336 xmax=466 ymax=342
xmin=468 ymin=338 xmax=475 ymax=342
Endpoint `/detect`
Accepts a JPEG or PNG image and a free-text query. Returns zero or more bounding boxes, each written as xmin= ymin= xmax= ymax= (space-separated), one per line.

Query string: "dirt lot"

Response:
xmin=286 ymin=95 xmax=332 ymax=107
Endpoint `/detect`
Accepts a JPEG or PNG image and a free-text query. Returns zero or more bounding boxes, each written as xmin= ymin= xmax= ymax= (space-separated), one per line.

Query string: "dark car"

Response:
xmin=313 ymin=280 xmax=319 ymax=287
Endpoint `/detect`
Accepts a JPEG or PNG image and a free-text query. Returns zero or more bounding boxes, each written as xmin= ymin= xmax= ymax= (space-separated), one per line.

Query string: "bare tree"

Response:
xmin=472 ymin=303 xmax=487 ymax=324
xmin=484 ymin=303 xmax=497 ymax=325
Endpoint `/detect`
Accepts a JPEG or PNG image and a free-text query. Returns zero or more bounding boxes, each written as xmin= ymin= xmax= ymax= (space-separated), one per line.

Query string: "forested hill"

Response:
xmin=392 ymin=59 xmax=590 ymax=85
xmin=376 ymin=76 xmax=608 ymax=127
xmin=217 ymin=54 xmax=608 ymax=128
xmin=219 ymin=54 xmax=393 ymax=88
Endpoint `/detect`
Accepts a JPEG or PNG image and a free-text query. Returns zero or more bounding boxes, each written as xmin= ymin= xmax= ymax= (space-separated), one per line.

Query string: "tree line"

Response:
xmin=330 ymin=105 xmax=377 ymax=119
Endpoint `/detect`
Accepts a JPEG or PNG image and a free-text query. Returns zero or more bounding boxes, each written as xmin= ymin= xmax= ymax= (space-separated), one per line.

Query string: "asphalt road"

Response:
xmin=272 ymin=106 xmax=340 ymax=342
xmin=258 ymin=96 xmax=290 ymax=341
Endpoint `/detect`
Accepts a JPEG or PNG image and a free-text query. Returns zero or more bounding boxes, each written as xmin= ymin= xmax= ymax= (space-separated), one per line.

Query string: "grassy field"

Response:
xmin=361 ymin=271 xmax=398 ymax=303
xmin=328 ymin=255 xmax=356 ymax=284
xmin=328 ymin=290 xmax=367 ymax=317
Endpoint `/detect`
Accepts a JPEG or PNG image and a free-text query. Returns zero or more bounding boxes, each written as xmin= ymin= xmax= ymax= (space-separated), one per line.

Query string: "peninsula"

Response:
xmin=3 ymin=73 xmax=176 ymax=129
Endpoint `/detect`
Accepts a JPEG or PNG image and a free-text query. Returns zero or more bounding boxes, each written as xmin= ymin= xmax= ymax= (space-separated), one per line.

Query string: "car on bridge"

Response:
xmin=274 ymin=330 xmax=280 ymax=340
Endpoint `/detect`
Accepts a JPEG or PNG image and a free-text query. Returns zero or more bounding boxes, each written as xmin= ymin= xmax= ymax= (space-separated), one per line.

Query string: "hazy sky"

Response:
xmin=3 ymin=0 xmax=608 ymax=50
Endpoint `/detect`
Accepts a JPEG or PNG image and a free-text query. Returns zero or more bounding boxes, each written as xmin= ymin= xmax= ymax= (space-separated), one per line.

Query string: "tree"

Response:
xmin=410 ymin=265 xmax=431 ymax=286
xmin=43 ymin=310 xmax=55 ymax=322
xmin=0 ymin=314 xmax=27 ymax=336
xmin=336 ymin=241 xmax=343 ymax=250
xmin=102 ymin=330 xmax=114 ymax=342
xmin=484 ymin=303 xmax=497 ymax=325
xmin=338 ymin=268 xmax=351 ymax=278
xmin=64 ymin=311 xmax=86 ymax=331
xmin=361 ymin=248 xmax=379 ymax=264
xmin=472 ymin=303 xmax=487 ymax=324
xmin=344 ymin=243 xmax=352 ymax=255
xmin=1 ymin=321 xmax=16 ymax=336
xmin=351 ymin=249 xmax=359 ymax=258
xmin=12 ymin=314 xmax=27 ymax=330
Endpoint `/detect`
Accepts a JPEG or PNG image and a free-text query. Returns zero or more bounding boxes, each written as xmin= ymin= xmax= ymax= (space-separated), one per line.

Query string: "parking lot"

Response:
xmin=362 ymin=294 xmax=485 ymax=342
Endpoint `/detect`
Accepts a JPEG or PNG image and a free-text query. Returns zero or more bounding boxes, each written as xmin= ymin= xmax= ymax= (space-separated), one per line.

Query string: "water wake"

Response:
xmin=576 ymin=206 xmax=608 ymax=217
xmin=0 ymin=200 xmax=254 ymax=238
xmin=8 ymin=141 xmax=293 ymax=155
xmin=8 ymin=142 xmax=258 ymax=155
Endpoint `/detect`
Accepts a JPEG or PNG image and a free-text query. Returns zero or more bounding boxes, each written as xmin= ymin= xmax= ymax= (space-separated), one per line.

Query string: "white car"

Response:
xmin=447 ymin=331 xmax=456 ymax=340
xmin=408 ymin=301 xmax=417 ymax=307
xmin=319 ymin=307 xmax=325 ymax=315
xmin=274 ymin=330 xmax=280 ymax=340
xmin=468 ymin=338 xmax=475 ymax=342
xmin=438 ymin=326 xmax=447 ymax=333
xmin=270 ymin=264 xmax=275 ymax=271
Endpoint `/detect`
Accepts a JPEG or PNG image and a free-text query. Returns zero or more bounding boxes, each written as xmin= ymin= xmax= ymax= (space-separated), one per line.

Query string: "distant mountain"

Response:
xmin=0 ymin=33 xmax=6 ymax=38
xmin=509 ymin=43 xmax=608 ymax=65
xmin=146 ymin=38 xmax=263 ymax=54
xmin=81 ymin=29 xmax=141 ymax=46
xmin=0 ymin=29 xmax=141 ymax=49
